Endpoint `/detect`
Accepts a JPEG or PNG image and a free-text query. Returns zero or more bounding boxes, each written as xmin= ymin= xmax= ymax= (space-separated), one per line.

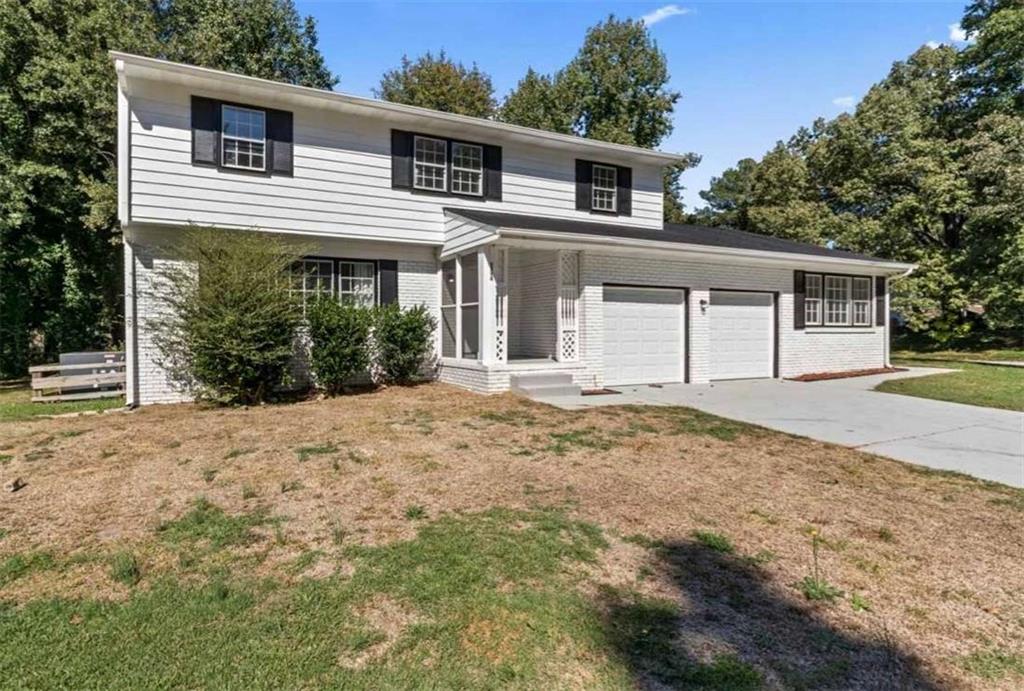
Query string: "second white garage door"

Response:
xmin=603 ymin=287 xmax=684 ymax=386
xmin=709 ymin=291 xmax=774 ymax=380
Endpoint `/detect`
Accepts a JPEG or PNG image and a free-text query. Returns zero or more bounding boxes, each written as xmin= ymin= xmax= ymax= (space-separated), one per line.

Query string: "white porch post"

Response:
xmin=478 ymin=248 xmax=497 ymax=364
xmin=555 ymin=250 xmax=581 ymax=362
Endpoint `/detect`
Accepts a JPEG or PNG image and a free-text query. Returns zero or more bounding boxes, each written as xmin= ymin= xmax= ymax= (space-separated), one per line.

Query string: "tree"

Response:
xmin=0 ymin=0 xmax=336 ymax=378
xmin=498 ymin=68 xmax=572 ymax=133
xmin=376 ymin=51 xmax=496 ymax=117
xmin=696 ymin=158 xmax=760 ymax=229
xmin=557 ymin=16 xmax=679 ymax=149
xmin=959 ymin=0 xmax=1024 ymax=117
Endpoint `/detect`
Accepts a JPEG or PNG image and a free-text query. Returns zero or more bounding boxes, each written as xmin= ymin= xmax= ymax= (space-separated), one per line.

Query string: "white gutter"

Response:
xmin=498 ymin=227 xmax=916 ymax=273
xmin=108 ymin=51 xmax=688 ymax=167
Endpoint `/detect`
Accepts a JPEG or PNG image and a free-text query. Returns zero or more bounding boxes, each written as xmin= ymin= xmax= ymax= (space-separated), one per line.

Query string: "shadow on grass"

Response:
xmin=601 ymin=540 xmax=943 ymax=690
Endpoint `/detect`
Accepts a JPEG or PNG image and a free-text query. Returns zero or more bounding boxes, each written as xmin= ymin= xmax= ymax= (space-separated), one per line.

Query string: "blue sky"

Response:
xmin=295 ymin=1 xmax=967 ymax=209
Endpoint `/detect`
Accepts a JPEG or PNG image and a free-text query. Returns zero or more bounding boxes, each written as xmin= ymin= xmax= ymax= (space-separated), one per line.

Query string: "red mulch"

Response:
xmin=786 ymin=367 xmax=907 ymax=382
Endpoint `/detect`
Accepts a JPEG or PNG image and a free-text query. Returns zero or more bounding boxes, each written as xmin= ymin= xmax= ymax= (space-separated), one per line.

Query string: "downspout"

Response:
xmin=884 ymin=265 xmax=916 ymax=368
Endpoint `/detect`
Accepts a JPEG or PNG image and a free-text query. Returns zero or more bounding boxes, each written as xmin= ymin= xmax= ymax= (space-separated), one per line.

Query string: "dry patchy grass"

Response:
xmin=0 ymin=383 xmax=1021 ymax=689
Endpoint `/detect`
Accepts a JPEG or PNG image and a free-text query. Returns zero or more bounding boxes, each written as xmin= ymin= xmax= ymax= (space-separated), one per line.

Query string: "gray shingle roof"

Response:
xmin=445 ymin=207 xmax=897 ymax=264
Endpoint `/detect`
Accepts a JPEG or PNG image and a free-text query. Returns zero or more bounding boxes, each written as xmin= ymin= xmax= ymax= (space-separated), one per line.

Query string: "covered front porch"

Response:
xmin=437 ymin=243 xmax=588 ymax=394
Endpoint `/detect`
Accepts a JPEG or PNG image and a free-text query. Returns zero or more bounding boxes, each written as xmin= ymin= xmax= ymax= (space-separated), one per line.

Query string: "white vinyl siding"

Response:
xmin=124 ymin=80 xmax=665 ymax=243
xmin=221 ymin=105 xmax=266 ymax=171
xmin=592 ymin=164 xmax=617 ymax=212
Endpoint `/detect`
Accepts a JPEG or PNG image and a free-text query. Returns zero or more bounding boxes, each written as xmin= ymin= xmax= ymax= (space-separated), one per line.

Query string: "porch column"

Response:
xmin=555 ymin=250 xmax=581 ymax=362
xmin=478 ymin=248 xmax=497 ymax=365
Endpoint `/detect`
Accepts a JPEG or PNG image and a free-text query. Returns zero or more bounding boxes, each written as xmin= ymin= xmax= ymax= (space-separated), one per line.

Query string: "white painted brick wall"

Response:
xmin=581 ymin=253 xmax=887 ymax=386
xmin=128 ymin=231 xmax=444 ymax=405
xmin=508 ymin=249 xmax=556 ymax=358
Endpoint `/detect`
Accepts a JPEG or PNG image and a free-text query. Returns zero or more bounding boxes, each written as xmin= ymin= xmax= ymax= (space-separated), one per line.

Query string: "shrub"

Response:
xmin=150 ymin=227 xmax=309 ymax=405
xmin=307 ymin=298 xmax=372 ymax=393
xmin=372 ymin=303 xmax=436 ymax=384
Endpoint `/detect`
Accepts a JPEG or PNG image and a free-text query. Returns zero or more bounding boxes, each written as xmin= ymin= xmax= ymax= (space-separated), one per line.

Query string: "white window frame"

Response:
xmin=852 ymin=277 xmax=872 ymax=326
xmin=413 ymin=135 xmax=447 ymax=192
xmin=451 ymin=142 xmax=483 ymax=196
xmin=824 ymin=275 xmax=852 ymax=326
xmin=805 ymin=274 xmax=822 ymax=326
xmin=221 ymin=104 xmax=266 ymax=172
xmin=592 ymin=164 xmax=618 ymax=212
xmin=291 ymin=258 xmax=334 ymax=314
xmin=338 ymin=260 xmax=377 ymax=307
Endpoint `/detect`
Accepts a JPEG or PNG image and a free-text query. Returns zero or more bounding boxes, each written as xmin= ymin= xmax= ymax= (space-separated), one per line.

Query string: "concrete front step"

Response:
xmin=510 ymin=372 xmax=581 ymax=399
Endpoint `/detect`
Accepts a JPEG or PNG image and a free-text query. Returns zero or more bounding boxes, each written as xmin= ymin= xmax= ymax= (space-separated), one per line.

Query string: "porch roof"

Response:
xmin=442 ymin=208 xmax=914 ymax=274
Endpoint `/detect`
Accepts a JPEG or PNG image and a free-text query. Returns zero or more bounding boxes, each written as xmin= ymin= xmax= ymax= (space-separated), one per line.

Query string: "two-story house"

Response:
xmin=112 ymin=52 xmax=913 ymax=405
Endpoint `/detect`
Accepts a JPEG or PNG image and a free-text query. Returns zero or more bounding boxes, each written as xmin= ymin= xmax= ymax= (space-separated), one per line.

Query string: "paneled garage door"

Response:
xmin=603 ymin=287 xmax=684 ymax=386
xmin=708 ymin=291 xmax=774 ymax=380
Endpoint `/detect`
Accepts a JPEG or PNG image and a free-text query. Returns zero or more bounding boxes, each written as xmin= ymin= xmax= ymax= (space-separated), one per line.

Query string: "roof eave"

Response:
xmin=109 ymin=51 xmax=688 ymax=166
xmin=497 ymin=228 xmax=916 ymax=273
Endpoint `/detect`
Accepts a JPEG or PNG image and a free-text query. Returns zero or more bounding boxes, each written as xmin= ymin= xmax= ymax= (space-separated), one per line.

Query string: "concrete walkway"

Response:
xmin=540 ymin=368 xmax=1024 ymax=488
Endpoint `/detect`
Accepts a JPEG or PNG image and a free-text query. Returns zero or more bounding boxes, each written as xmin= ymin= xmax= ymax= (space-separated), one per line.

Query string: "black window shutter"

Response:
xmin=575 ymin=160 xmax=592 ymax=211
xmin=794 ymin=271 xmax=806 ymax=330
xmin=483 ymin=144 xmax=502 ymax=201
xmin=266 ymin=108 xmax=293 ymax=176
xmin=391 ymin=130 xmax=413 ymax=189
xmin=616 ymin=165 xmax=632 ymax=216
xmin=191 ymin=96 xmax=219 ymax=166
xmin=379 ymin=260 xmax=399 ymax=305
xmin=875 ymin=276 xmax=886 ymax=327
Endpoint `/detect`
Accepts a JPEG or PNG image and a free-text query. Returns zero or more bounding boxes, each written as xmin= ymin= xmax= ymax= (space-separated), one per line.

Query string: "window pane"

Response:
xmin=339 ymin=261 xmax=376 ymax=307
xmin=805 ymin=299 xmax=820 ymax=325
xmin=223 ymin=106 xmax=265 ymax=141
xmin=452 ymin=169 xmax=481 ymax=195
xmin=461 ymin=305 xmax=479 ymax=359
xmin=806 ymin=274 xmax=822 ymax=300
xmin=441 ymin=306 xmax=456 ymax=358
xmin=461 ymin=255 xmax=478 ymax=304
xmin=593 ymin=165 xmax=616 ymax=189
xmin=852 ymin=278 xmax=871 ymax=301
xmin=441 ymin=260 xmax=456 ymax=306
xmin=452 ymin=143 xmax=481 ymax=170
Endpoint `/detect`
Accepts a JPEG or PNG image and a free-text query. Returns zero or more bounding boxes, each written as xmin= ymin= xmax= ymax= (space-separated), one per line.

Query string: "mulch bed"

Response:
xmin=786 ymin=367 xmax=907 ymax=382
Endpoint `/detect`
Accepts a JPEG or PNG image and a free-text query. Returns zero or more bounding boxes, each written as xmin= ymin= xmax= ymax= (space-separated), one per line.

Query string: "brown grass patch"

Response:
xmin=786 ymin=367 xmax=907 ymax=381
xmin=0 ymin=383 xmax=1021 ymax=689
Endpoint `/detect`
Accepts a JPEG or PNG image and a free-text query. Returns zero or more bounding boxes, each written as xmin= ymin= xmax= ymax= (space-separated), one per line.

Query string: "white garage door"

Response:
xmin=709 ymin=291 xmax=774 ymax=380
xmin=603 ymin=287 xmax=684 ymax=386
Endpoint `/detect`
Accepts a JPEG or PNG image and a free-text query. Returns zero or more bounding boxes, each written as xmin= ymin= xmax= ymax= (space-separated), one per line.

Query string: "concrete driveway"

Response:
xmin=544 ymin=369 xmax=1024 ymax=488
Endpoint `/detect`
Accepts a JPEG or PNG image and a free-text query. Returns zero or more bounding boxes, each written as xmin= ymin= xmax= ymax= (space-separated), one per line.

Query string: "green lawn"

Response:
xmin=0 ymin=385 xmax=123 ymax=423
xmin=0 ymin=507 xmax=759 ymax=690
xmin=878 ymin=359 xmax=1024 ymax=411
xmin=891 ymin=348 xmax=1024 ymax=363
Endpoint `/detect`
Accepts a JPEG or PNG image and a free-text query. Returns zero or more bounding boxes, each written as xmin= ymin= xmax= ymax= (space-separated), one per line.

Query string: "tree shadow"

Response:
xmin=600 ymin=540 xmax=944 ymax=690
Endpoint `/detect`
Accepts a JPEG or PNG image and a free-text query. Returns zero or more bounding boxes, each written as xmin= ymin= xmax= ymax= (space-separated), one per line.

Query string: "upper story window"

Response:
xmin=339 ymin=261 xmax=376 ymax=307
xmin=592 ymin=164 xmax=618 ymax=212
xmin=414 ymin=136 xmax=447 ymax=191
xmin=221 ymin=105 xmax=266 ymax=171
xmin=451 ymin=143 xmax=483 ymax=196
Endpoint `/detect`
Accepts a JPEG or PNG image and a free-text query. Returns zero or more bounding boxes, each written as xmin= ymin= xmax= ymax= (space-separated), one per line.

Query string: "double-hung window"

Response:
xmin=339 ymin=261 xmax=377 ymax=307
xmin=221 ymin=105 xmax=266 ymax=171
xmin=852 ymin=277 xmax=872 ymax=326
xmin=804 ymin=274 xmax=822 ymax=326
xmin=592 ymin=164 xmax=617 ymax=212
xmin=451 ymin=142 xmax=483 ymax=195
xmin=291 ymin=259 xmax=334 ymax=313
xmin=824 ymin=276 xmax=850 ymax=326
xmin=414 ymin=136 xmax=447 ymax=191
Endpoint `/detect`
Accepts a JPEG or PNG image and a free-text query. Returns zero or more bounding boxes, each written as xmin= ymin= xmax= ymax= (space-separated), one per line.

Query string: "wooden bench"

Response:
xmin=30 ymin=352 xmax=126 ymax=402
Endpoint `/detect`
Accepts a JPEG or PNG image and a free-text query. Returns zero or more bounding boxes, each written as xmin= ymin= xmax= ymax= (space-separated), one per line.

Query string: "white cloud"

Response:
xmin=926 ymin=40 xmax=941 ymax=49
xmin=949 ymin=23 xmax=968 ymax=42
xmin=832 ymin=96 xmax=856 ymax=109
xmin=641 ymin=4 xmax=691 ymax=26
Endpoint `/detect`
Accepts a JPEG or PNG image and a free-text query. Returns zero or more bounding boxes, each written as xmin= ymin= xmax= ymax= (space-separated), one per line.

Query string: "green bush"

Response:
xmin=307 ymin=298 xmax=372 ymax=394
xmin=372 ymin=304 xmax=436 ymax=384
xmin=150 ymin=227 xmax=309 ymax=405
